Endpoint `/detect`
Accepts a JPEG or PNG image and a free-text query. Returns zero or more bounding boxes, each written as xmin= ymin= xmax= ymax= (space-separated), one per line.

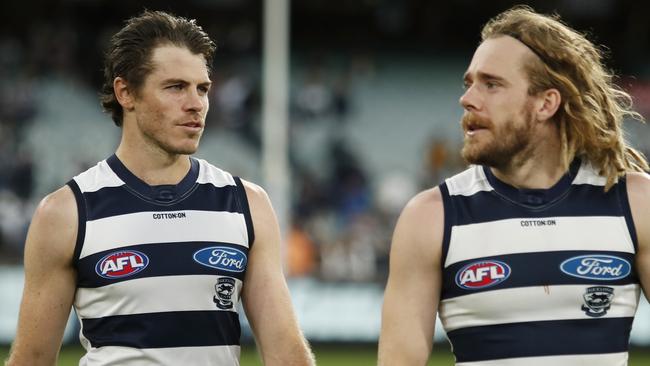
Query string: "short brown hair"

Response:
xmin=482 ymin=5 xmax=648 ymax=189
xmin=100 ymin=10 xmax=216 ymax=126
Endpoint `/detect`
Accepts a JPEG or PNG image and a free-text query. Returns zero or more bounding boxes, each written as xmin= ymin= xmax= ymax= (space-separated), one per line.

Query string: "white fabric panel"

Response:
xmin=196 ymin=159 xmax=236 ymax=187
xmin=75 ymin=275 xmax=242 ymax=318
xmin=74 ymin=161 xmax=124 ymax=193
xmin=79 ymin=345 xmax=241 ymax=366
xmin=445 ymin=216 xmax=634 ymax=267
xmin=456 ymin=352 xmax=628 ymax=366
xmin=445 ymin=165 xmax=493 ymax=197
xmin=572 ymin=160 xmax=607 ymax=186
xmin=80 ymin=210 xmax=249 ymax=258
xmin=440 ymin=284 xmax=641 ymax=332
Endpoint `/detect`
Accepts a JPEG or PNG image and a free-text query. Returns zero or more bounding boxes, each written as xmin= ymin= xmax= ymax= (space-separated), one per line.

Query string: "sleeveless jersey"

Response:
xmin=438 ymin=160 xmax=640 ymax=366
xmin=67 ymin=154 xmax=254 ymax=365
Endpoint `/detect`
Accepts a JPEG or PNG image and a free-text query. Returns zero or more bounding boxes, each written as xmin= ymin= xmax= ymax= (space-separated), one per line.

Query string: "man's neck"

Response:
xmin=115 ymin=143 xmax=191 ymax=186
xmin=490 ymin=156 xmax=569 ymax=190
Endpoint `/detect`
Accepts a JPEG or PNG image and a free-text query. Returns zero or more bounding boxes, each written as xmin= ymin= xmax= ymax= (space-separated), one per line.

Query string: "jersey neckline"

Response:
xmin=481 ymin=159 xmax=582 ymax=207
xmin=106 ymin=154 xmax=200 ymax=204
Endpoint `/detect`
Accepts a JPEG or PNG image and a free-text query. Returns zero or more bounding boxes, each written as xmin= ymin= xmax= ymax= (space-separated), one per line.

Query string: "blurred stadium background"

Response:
xmin=1 ymin=0 xmax=650 ymax=364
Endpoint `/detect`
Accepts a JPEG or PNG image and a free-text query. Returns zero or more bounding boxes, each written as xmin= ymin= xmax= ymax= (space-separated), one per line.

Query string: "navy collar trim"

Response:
xmin=107 ymin=154 xmax=200 ymax=204
xmin=482 ymin=159 xmax=582 ymax=207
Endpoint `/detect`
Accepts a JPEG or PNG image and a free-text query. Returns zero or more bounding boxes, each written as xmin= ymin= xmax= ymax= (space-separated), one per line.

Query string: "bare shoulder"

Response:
xmin=391 ymin=187 xmax=445 ymax=264
xmin=402 ymin=187 xmax=444 ymax=218
xmin=626 ymin=172 xmax=650 ymax=248
xmin=397 ymin=187 xmax=445 ymax=239
xmin=238 ymin=179 xmax=274 ymax=218
xmin=27 ymin=185 xmax=78 ymax=263
xmin=34 ymin=185 xmax=77 ymax=226
xmin=626 ymin=171 xmax=650 ymax=204
xmin=239 ymin=179 xmax=272 ymax=209
xmin=238 ymin=179 xmax=278 ymax=243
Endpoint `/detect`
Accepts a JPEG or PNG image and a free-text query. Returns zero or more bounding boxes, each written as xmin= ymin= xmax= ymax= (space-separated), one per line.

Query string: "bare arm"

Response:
xmin=627 ymin=172 xmax=650 ymax=301
xmin=240 ymin=180 xmax=314 ymax=366
xmin=378 ymin=188 xmax=444 ymax=366
xmin=6 ymin=186 xmax=78 ymax=366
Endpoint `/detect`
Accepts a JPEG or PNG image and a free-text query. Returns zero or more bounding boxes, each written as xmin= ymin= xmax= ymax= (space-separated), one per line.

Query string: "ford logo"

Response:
xmin=95 ymin=250 xmax=149 ymax=279
xmin=194 ymin=246 xmax=247 ymax=273
xmin=560 ymin=255 xmax=631 ymax=281
xmin=455 ymin=260 xmax=511 ymax=290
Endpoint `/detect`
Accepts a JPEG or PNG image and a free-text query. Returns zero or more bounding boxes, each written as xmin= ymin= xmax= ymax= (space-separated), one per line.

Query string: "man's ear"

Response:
xmin=114 ymin=77 xmax=135 ymax=111
xmin=535 ymin=88 xmax=561 ymax=122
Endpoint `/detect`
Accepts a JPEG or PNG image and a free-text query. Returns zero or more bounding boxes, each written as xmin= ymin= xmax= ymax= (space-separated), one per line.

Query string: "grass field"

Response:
xmin=2 ymin=344 xmax=650 ymax=365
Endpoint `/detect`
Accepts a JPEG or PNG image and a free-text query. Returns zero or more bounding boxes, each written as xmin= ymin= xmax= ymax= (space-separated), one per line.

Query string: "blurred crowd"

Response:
xmin=0 ymin=35 xmax=38 ymax=262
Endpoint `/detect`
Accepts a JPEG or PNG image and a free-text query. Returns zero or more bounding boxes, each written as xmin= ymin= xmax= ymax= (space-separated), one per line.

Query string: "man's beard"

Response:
xmin=460 ymin=109 xmax=534 ymax=169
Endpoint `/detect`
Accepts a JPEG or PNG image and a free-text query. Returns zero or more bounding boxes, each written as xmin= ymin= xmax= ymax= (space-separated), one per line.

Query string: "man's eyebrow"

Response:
xmin=161 ymin=78 xmax=188 ymax=85
xmin=476 ymin=71 xmax=507 ymax=83
xmin=161 ymin=79 xmax=212 ymax=87
xmin=476 ymin=71 xmax=510 ymax=84
xmin=464 ymin=71 xmax=510 ymax=85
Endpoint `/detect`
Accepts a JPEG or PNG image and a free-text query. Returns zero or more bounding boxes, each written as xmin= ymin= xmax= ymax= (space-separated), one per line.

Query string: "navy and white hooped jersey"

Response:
xmin=67 ymin=154 xmax=254 ymax=366
xmin=438 ymin=159 xmax=641 ymax=366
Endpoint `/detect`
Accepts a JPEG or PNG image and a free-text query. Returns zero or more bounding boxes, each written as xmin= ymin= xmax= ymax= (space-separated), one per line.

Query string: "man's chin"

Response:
xmin=461 ymin=144 xmax=484 ymax=165
xmin=461 ymin=146 xmax=502 ymax=167
xmin=167 ymin=144 xmax=199 ymax=156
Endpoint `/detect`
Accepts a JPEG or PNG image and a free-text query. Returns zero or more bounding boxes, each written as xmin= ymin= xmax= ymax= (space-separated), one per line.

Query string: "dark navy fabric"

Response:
xmin=67 ymin=179 xmax=87 ymax=264
xmin=233 ymin=176 xmax=255 ymax=247
xmin=447 ymin=317 xmax=634 ymax=362
xmin=82 ymin=310 xmax=241 ymax=348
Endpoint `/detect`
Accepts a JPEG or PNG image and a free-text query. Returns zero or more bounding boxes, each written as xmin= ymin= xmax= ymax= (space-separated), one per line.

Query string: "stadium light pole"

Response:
xmin=262 ymin=0 xmax=291 ymax=258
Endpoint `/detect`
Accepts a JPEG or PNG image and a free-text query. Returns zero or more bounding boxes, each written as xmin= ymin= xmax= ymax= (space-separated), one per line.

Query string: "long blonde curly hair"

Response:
xmin=481 ymin=5 xmax=648 ymax=190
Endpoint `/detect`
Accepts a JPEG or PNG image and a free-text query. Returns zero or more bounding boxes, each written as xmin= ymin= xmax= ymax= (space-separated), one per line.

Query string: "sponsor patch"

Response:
xmin=560 ymin=255 xmax=631 ymax=281
xmin=193 ymin=246 xmax=247 ymax=273
xmin=582 ymin=286 xmax=614 ymax=317
xmin=455 ymin=260 xmax=511 ymax=290
xmin=95 ymin=250 xmax=149 ymax=279
xmin=213 ymin=277 xmax=236 ymax=310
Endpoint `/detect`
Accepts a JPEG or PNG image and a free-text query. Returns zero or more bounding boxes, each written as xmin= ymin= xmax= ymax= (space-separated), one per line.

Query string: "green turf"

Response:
xmin=2 ymin=345 xmax=650 ymax=365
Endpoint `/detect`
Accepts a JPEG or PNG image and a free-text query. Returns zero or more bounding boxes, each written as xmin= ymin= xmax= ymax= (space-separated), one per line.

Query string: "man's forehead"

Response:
xmin=465 ymin=36 xmax=534 ymax=79
xmin=148 ymin=45 xmax=210 ymax=80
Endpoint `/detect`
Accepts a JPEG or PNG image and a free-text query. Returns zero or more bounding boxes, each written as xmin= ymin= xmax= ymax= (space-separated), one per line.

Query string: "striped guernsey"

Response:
xmin=438 ymin=159 xmax=640 ymax=365
xmin=67 ymin=154 xmax=254 ymax=365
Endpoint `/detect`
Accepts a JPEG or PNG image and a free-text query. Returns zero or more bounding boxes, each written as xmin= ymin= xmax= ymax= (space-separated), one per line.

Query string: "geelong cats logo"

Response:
xmin=214 ymin=277 xmax=236 ymax=310
xmin=582 ymin=286 xmax=614 ymax=317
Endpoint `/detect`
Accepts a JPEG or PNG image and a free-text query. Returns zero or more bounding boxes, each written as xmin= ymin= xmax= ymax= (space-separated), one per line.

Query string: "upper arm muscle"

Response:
xmin=7 ymin=186 xmax=78 ymax=366
xmin=240 ymin=180 xmax=313 ymax=365
xmin=379 ymin=188 xmax=445 ymax=366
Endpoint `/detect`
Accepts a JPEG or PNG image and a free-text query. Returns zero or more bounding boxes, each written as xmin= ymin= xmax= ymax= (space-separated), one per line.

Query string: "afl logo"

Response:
xmin=194 ymin=246 xmax=247 ymax=273
xmin=560 ymin=255 xmax=631 ymax=280
xmin=455 ymin=260 xmax=511 ymax=290
xmin=95 ymin=250 xmax=149 ymax=279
